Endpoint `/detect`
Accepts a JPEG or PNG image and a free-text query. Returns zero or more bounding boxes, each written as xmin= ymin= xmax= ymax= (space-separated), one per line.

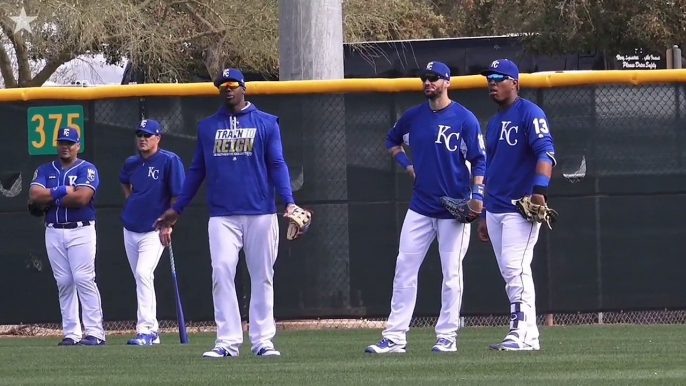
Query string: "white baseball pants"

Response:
xmin=208 ymin=214 xmax=279 ymax=356
xmin=382 ymin=209 xmax=470 ymax=345
xmin=123 ymin=228 xmax=165 ymax=334
xmin=45 ymin=223 xmax=105 ymax=341
xmin=486 ymin=212 xmax=541 ymax=343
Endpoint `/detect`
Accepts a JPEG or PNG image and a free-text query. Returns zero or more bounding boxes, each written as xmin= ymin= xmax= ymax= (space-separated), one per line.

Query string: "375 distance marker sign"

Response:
xmin=27 ymin=105 xmax=85 ymax=156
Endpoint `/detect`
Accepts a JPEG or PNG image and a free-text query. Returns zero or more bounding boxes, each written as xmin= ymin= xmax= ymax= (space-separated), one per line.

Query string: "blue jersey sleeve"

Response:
xmin=462 ymin=114 xmax=487 ymax=177
xmin=76 ymin=163 xmax=99 ymax=191
xmin=265 ymin=117 xmax=295 ymax=207
xmin=167 ymin=154 xmax=186 ymax=197
xmin=119 ymin=157 xmax=135 ymax=185
xmin=30 ymin=166 xmax=47 ymax=188
xmin=172 ymin=133 xmax=206 ymax=215
xmin=525 ymin=105 xmax=557 ymax=166
xmin=386 ymin=109 xmax=412 ymax=149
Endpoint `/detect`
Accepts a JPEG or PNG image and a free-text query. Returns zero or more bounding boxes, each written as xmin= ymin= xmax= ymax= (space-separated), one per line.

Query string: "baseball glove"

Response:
xmin=27 ymin=199 xmax=48 ymax=218
xmin=440 ymin=196 xmax=482 ymax=223
xmin=513 ymin=196 xmax=559 ymax=230
xmin=285 ymin=205 xmax=313 ymax=240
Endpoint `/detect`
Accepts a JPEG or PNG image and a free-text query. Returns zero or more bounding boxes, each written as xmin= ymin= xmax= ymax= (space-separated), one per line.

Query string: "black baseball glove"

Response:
xmin=27 ymin=199 xmax=48 ymax=217
xmin=441 ymin=196 xmax=482 ymax=223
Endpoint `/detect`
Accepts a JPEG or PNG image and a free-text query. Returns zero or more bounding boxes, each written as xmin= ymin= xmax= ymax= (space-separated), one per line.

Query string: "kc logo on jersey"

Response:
xmin=213 ymin=128 xmax=256 ymax=157
xmin=87 ymin=168 xmax=95 ymax=182
xmin=147 ymin=167 xmax=159 ymax=180
xmin=435 ymin=125 xmax=460 ymax=152
xmin=499 ymin=121 xmax=519 ymax=146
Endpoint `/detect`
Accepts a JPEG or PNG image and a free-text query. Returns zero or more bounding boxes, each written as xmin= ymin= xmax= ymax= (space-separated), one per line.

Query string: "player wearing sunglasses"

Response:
xmin=478 ymin=59 xmax=557 ymax=351
xmin=365 ymin=61 xmax=486 ymax=354
xmin=155 ymin=68 xmax=302 ymax=358
xmin=119 ymin=119 xmax=186 ymax=345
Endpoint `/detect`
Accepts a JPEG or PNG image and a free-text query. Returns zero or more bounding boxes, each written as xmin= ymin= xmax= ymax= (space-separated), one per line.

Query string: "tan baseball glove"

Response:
xmin=285 ymin=205 xmax=313 ymax=240
xmin=513 ymin=196 xmax=559 ymax=230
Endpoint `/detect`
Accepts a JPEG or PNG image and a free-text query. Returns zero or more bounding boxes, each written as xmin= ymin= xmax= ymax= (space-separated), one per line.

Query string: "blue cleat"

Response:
xmin=364 ymin=338 xmax=407 ymax=354
xmin=78 ymin=335 xmax=106 ymax=346
xmin=432 ymin=338 xmax=457 ymax=353
xmin=127 ymin=333 xmax=160 ymax=346
xmin=57 ymin=338 xmax=79 ymax=346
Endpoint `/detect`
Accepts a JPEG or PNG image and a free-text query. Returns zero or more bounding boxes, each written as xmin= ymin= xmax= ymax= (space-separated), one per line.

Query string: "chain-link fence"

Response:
xmin=1 ymin=81 xmax=685 ymax=337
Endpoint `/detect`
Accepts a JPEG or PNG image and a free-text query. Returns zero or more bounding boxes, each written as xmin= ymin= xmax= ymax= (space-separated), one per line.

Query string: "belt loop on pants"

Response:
xmin=46 ymin=221 xmax=93 ymax=229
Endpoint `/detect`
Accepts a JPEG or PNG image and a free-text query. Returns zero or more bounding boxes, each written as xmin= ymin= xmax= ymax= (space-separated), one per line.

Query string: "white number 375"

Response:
xmin=532 ymin=118 xmax=549 ymax=138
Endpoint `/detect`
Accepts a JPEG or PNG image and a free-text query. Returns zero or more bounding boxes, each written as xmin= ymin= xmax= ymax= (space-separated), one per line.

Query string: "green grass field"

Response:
xmin=1 ymin=325 xmax=685 ymax=385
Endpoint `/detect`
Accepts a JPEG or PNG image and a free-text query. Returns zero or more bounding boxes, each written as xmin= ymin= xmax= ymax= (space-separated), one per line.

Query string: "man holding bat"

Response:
xmin=120 ymin=119 xmax=186 ymax=346
xmin=155 ymin=68 xmax=311 ymax=358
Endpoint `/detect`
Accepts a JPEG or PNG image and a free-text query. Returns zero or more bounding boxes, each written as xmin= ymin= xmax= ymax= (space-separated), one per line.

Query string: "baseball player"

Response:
xmin=120 ymin=119 xmax=185 ymax=346
xmin=154 ymin=68 xmax=307 ymax=358
xmin=28 ymin=127 xmax=106 ymax=346
xmin=478 ymin=59 xmax=556 ymax=351
xmin=365 ymin=61 xmax=487 ymax=354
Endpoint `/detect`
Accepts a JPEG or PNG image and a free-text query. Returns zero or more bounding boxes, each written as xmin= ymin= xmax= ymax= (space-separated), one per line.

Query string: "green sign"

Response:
xmin=27 ymin=105 xmax=85 ymax=155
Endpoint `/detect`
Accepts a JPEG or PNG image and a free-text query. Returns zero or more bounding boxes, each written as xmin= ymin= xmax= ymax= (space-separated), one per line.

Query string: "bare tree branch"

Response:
xmin=0 ymin=43 xmax=17 ymax=88
xmin=25 ymin=53 xmax=73 ymax=87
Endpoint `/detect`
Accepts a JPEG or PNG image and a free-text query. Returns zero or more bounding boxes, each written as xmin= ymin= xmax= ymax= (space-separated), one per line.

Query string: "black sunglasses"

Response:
xmin=136 ymin=132 xmax=153 ymax=138
xmin=421 ymin=74 xmax=442 ymax=83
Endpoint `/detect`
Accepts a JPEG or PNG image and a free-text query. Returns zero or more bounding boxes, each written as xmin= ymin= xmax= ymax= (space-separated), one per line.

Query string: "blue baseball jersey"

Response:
xmin=484 ymin=98 xmax=557 ymax=213
xmin=30 ymin=160 xmax=100 ymax=224
xmin=120 ymin=149 xmax=186 ymax=233
xmin=386 ymin=101 xmax=487 ymax=219
xmin=172 ymin=103 xmax=294 ymax=216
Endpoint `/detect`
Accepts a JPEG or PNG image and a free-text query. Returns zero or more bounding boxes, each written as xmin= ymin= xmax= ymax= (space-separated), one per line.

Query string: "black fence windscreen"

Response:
xmin=1 ymin=84 xmax=685 ymax=325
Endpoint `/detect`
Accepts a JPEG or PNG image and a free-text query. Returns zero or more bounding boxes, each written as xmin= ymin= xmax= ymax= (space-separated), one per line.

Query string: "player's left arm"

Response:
xmin=265 ymin=117 xmax=295 ymax=210
xmin=526 ymin=106 xmax=557 ymax=201
xmin=61 ymin=165 xmax=99 ymax=208
xmin=462 ymin=115 xmax=487 ymax=194
xmin=167 ymin=155 xmax=186 ymax=208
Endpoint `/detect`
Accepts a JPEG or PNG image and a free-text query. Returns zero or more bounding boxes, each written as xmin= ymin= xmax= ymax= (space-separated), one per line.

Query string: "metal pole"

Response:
xmin=672 ymin=45 xmax=682 ymax=69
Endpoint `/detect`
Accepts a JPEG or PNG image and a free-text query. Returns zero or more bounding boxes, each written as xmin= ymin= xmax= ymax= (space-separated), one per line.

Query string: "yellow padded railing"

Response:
xmin=1 ymin=70 xmax=686 ymax=102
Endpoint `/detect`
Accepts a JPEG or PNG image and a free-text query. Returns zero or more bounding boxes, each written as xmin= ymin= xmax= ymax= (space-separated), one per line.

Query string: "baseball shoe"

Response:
xmin=255 ymin=347 xmax=281 ymax=357
xmin=127 ymin=333 xmax=161 ymax=346
xmin=78 ymin=335 xmax=106 ymax=346
xmin=489 ymin=332 xmax=540 ymax=351
xmin=432 ymin=338 xmax=457 ymax=353
xmin=57 ymin=338 xmax=79 ymax=346
xmin=364 ymin=338 xmax=407 ymax=354
xmin=202 ymin=346 xmax=234 ymax=358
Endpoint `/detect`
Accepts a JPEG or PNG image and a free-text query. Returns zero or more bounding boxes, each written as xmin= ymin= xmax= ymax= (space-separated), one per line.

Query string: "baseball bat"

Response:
xmin=168 ymin=243 xmax=189 ymax=344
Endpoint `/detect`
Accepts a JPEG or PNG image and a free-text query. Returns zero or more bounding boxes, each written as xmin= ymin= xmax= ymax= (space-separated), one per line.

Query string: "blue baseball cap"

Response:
xmin=56 ymin=127 xmax=80 ymax=143
xmin=214 ymin=68 xmax=246 ymax=88
xmin=481 ymin=59 xmax=519 ymax=80
xmin=136 ymin=119 xmax=162 ymax=136
xmin=421 ymin=61 xmax=451 ymax=80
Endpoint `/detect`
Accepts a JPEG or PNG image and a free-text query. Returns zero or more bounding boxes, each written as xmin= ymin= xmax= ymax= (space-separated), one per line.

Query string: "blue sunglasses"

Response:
xmin=487 ymin=74 xmax=515 ymax=82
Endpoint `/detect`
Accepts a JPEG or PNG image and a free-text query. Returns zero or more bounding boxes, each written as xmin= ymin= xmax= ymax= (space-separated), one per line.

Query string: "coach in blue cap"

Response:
xmin=120 ymin=117 xmax=186 ymax=346
xmin=136 ymin=119 xmax=162 ymax=137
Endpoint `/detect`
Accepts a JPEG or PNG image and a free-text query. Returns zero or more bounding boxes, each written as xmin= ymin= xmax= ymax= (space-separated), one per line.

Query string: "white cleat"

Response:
xmin=432 ymin=338 xmax=457 ymax=353
xmin=489 ymin=332 xmax=540 ymax=351
xmin=203 ymin=346 xmax=234 ymax=358
xmin=255 ymin=347 xmax=281 ymax=357
xmin=364 ymin=338 xmax=407 ymax=354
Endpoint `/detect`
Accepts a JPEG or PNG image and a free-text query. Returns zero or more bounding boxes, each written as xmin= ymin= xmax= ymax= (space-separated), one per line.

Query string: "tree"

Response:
xmin=0 ymin=0 xmax=683 ymax=88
